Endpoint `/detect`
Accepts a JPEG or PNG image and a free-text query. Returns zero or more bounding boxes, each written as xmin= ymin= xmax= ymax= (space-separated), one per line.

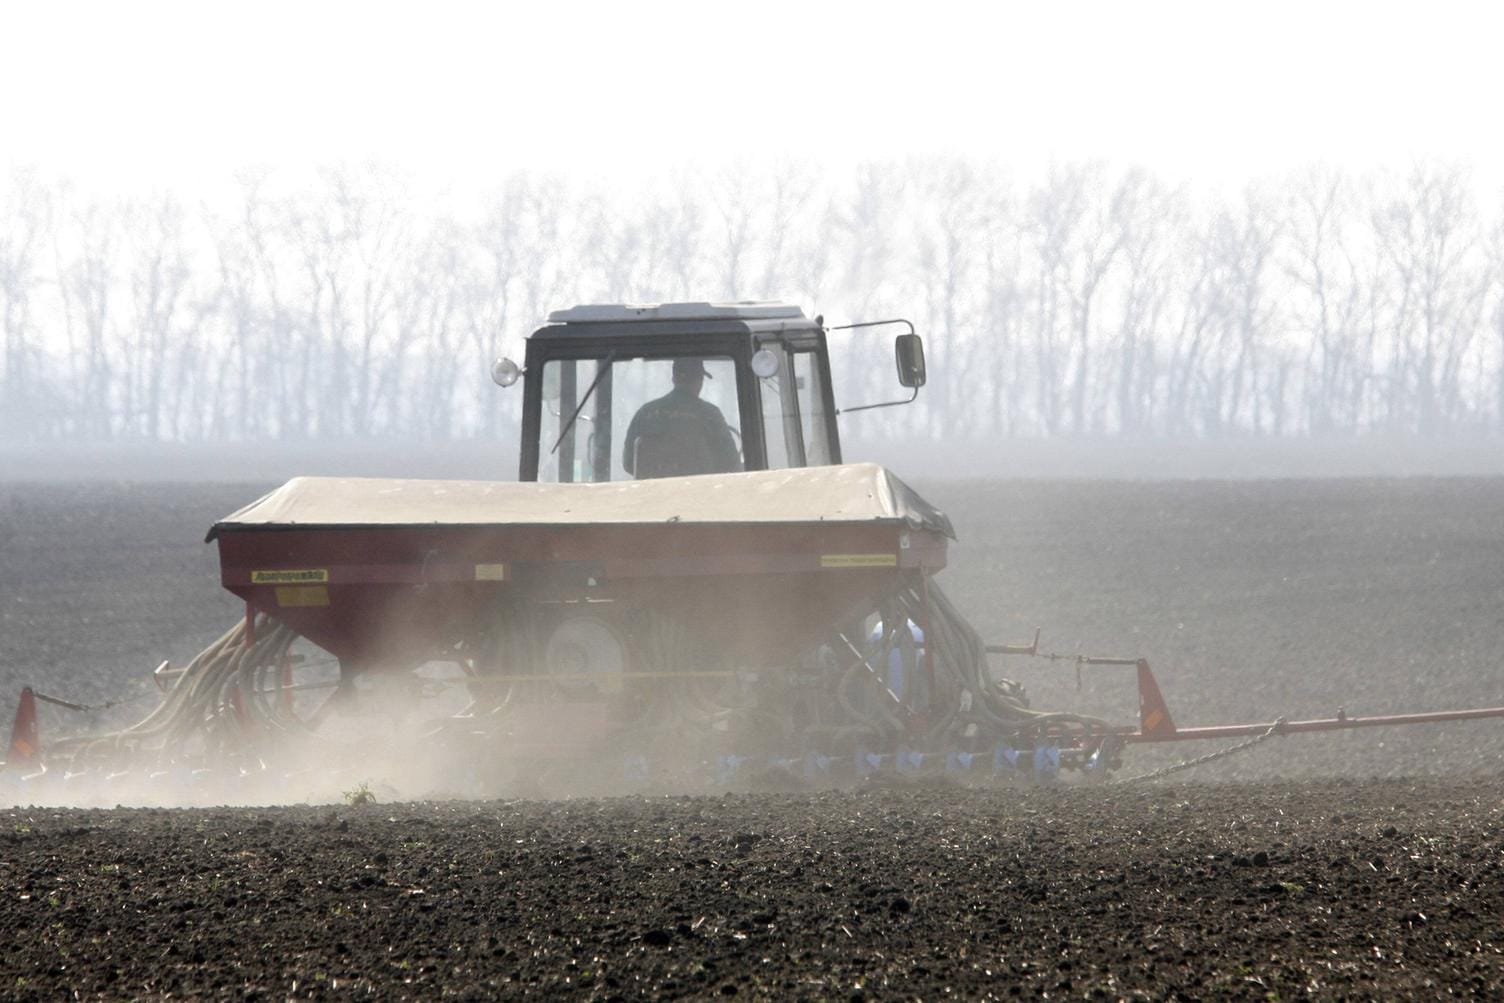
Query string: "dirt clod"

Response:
xmin=1 ymin=781 xmax=1501 ymax=996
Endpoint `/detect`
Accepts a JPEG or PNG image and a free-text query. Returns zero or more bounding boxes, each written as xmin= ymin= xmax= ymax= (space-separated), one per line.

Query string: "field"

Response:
xmin=2 ymin=475 xmax=1504 ymax=997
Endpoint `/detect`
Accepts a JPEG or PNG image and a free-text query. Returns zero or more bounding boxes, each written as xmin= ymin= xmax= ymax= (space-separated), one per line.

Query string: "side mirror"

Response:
xmin=895 ymin=334 xmax=926 ymax=388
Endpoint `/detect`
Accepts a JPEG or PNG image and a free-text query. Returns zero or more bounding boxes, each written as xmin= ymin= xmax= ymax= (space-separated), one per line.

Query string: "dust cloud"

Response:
xmin=3 ymin=624 xmax=827 ymax=809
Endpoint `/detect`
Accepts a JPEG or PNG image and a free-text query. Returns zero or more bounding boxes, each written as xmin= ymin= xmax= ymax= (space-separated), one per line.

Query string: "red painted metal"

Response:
xmin=1111 ymin=659 xmax=1504 ymax=745
xmin=5 ymin=687 xmax=39 ymax=769
xmin=215 ymin=520 xmax=949 ymax=670
xmin=1135 ymin=659 xmax=1177 ymax=739
xmin=1124 ymin=705 xmax=1504 ymax=744
xmin=1019 ymin=657 xmax=1504 ymax=751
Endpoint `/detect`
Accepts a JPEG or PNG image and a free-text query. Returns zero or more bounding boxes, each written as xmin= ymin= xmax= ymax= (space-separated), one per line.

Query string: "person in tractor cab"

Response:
xmin=624 ymin=357 xmax=742 ymax=478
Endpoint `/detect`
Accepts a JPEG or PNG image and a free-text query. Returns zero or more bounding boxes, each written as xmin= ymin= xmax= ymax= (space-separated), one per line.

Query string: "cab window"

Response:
xmin=756 ymin=344 xmax=835 ymax=469
xmin=793 ymin=350 xmax=833 ymax=465
xmin=537 ymin=355 xmax=742 ymax=482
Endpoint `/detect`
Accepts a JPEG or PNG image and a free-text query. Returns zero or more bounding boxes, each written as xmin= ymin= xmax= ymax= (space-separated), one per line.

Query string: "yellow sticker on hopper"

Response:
xmin=820 ymin=553 xmax=898 ymax=569
xmin=275 ymin=585 xmax=329 ymax=607
xmin=474 ymin=563 xmax=508 ymax=581
xmin=252 ymin=569 xmax=329 ymax=584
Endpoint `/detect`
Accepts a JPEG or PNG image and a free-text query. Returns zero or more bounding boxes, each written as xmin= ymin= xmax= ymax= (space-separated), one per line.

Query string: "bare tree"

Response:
xmin=1281 ymin=168 xmax=1408 ymax=435
xmin=1223 ymin=188 xmax=1281 ymax=433
xmin=1373 ymin=165 xmax=1489 ymax=435
xmin=1025 ymin=163 xmax=1126 ymax=434
xmin=403 ymin=217 xmax=467 ymax=439
xmin=709 ymin=168 xmax=757 ymax=300
xmin=282 ymin=165 xmax=411 ymax=440
xmin=0 ymin=171 xmax=53 ymax=438
xmin=120 ymin=195 xmax=192 ymax=440
xmin=646 ymin=176 xmax=708 ymax=301
xmin=223 ymin=172 xmax=302 ymax=439
xmin=1490 ymin=212 xmax=1504 ymax=430
xmin=6 ymin=159 xmax=1504 ymax=446
xmin=1026 ymin=166 xmax=1080 ymax=434
xmin=1108 ymin=170 xmax=1181 ymax=435
xmin=912 ymin=158 xmax=987 ymax=438
xmin=829 ymin=163 xmax=904 ymax=408
xmin=976 ymin=177 xmax=1025 ymax=436
xmin=468 ymin=173 xmax=576 ymax=438
xmin=53 ymin=193 xmax=121 ymax=439
xmin=756 ymin=162 xmax=819 ymax=300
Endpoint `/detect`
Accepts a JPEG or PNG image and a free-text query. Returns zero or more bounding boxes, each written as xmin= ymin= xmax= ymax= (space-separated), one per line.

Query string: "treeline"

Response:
xmin=1 ymin=161 xmax=1501 ymax=442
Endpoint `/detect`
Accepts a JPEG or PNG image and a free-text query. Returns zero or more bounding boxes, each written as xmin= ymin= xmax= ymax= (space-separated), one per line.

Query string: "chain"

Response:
xmin=31 ymin=690 xmax=156 ymax=713
xmin=1118 ymin=717 xmax=1286 ymax=784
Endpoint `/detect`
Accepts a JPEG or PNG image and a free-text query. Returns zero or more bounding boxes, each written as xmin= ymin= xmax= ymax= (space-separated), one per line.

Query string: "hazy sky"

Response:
xmin=4 ymin=0 xmax=1502 ymax=200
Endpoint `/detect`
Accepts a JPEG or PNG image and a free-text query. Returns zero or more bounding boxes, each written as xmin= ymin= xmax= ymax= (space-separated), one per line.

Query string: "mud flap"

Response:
xmin=4 ymin=687 xmax=40 ymax=771
xmin=1136 ymin=660 xmax=1178 ymax=739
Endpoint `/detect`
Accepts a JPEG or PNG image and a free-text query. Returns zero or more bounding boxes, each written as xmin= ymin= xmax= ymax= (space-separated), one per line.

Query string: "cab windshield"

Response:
xmin=535 ymin=346 xmax=835 ymax=482
xmin=538 ymin=355 xmax=742 ymax=483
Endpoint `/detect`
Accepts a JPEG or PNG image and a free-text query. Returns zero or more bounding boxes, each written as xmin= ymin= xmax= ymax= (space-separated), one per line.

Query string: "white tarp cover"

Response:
xmin=208 ymin=463 xmax=954 ymax=540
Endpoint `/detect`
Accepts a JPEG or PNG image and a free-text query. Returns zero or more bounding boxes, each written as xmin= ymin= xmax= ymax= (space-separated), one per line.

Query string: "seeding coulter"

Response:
xmin=6 ymin=303 xmax=1504 ymax=797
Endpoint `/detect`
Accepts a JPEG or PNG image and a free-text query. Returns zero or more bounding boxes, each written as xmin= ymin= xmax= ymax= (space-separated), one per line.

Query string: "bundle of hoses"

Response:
xmin=600 ymin=612 xmax=774 ymax=749
xmin=571 ymin=580 xmax=1114 ymax=757
xmin=49 ymin=616 xmax=304 ymax=771
xmin=827 ymin=581 xmax=1111 ymax=752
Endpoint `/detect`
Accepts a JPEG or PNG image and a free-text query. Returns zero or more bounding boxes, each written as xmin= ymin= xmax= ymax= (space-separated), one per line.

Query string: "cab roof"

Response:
xmin=547 ymin=302 xmax=807 ymax=324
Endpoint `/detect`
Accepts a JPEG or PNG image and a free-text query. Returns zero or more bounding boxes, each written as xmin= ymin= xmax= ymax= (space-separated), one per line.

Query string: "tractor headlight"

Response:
xmin=491 ymin=357 xmax=522 ymax=387
xmin=751 ymin=348 xmax=780 ymax=378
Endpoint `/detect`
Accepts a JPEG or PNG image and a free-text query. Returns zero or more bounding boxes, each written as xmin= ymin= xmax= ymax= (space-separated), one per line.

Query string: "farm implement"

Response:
xmin=6 ymin=303 xmax=1504 ymax=802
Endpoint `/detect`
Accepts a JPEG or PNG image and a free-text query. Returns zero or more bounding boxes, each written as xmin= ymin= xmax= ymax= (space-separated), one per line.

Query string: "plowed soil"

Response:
xmin=3 ymin=477 xmax=1504 ymax=998
xmin=4 ymin=780 xmax=1503 ymax=999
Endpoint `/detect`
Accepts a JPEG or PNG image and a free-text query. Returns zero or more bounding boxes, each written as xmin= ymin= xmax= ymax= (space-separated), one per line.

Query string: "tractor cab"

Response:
xmin=495 ymin=302 xmax=923 ymax=484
